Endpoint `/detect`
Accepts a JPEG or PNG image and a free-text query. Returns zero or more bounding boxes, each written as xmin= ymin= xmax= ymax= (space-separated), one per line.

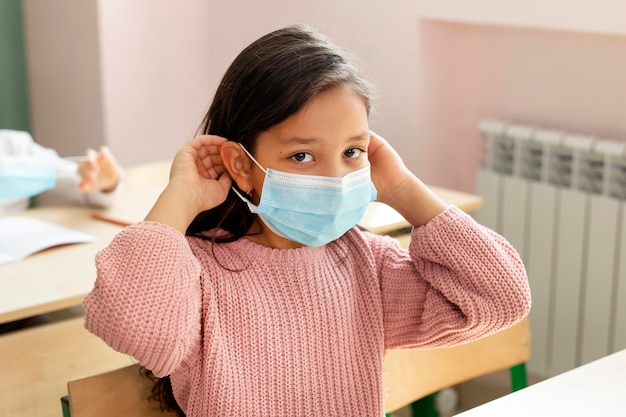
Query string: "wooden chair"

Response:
xmin=383 ymin=315 xmax=531 ymax=415
xmin=63 ymin=363 xmax=177 ymax=417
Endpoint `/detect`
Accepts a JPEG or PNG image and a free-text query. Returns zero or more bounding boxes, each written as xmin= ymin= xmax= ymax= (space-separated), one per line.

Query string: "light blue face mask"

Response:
xmin=0 ymin=156 xmax=56 ymax=200
xmin=233 ymin=144 xmax=377 ymax=247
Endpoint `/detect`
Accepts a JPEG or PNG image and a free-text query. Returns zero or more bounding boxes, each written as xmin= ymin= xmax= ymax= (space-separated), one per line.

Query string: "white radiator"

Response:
xmin=474 ymin=120 xmax=626 ymax=378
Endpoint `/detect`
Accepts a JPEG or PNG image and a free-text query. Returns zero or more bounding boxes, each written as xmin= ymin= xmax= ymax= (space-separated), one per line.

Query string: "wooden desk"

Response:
xmin=359 ymin=186 xmax=482 ymax=234
xmin=0 ymin=206 xmax=123 ymax=324
xmin=0 ymin=195 xmax=152 ymax=417
xmin=0 ymin=186 xmax=165 ymax=325
xmin=455 ymin=349 xmax=626 ymax=416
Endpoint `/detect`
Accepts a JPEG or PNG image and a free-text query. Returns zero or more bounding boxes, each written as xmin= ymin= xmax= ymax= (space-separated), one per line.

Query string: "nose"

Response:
xmin=320 ymin=161 xmax=347 ymax=178
xmin=323 ymin=161 xmax=364 ymax=179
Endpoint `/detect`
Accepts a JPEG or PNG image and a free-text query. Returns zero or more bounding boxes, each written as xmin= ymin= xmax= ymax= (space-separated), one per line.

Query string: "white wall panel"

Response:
xmin=525 ymin=182 xmax=557 ymax=375
xmin=500 ymin=176 xmax=530 ymax=260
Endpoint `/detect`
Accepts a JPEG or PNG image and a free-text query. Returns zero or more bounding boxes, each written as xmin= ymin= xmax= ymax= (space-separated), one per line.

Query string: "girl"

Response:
xmin=84 ymin=25 xmax=531 ymax=416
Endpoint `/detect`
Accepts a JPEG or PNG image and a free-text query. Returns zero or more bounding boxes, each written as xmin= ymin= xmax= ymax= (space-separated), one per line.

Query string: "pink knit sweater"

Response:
xmin=84 ymin=206 xmax=530 ymax=416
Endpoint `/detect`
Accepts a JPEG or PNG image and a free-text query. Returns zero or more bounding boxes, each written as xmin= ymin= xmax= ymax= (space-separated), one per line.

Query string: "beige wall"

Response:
xmin=22 ymin=0 xmax=104 ymax=155
xmin=417 ymin=22 xmax=626 ymax=191
xmin=23 ymin=0 xmax=213 ymax=165
xmin=22 ymin=0 xmax=422 ymax=172
xmin=21 ymin=1 xmax=626 ymax=192
xmin=96 ymin=0 xmax=213 ymax=166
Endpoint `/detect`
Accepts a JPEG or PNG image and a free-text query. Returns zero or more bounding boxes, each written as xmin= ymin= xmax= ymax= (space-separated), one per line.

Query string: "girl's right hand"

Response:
xmin=169 ymin=135 xmax=233 ymax=211
xmin=145 ymin=135 xmax=233 ymax=233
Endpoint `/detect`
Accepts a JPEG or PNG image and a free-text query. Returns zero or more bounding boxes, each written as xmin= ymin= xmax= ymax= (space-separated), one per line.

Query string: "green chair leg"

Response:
xmin=509 ymin=363 xmax=528 ymax=392
xmin=60 ymin=395 xmax=71 ymax=417
xmin=411 ymin=392 xmax=439 ymax=417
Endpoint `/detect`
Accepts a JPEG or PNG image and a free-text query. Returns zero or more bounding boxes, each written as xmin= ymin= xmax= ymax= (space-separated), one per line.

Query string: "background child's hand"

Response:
xmin=77 ymin=146 xmax=120 ymax=193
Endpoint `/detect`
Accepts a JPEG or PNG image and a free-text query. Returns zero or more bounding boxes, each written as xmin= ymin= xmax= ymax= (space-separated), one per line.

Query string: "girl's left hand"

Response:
xmin=368 ymin=131 xmax=448 ymax=226
xmin=77 ymin=146 xmax=120 ymax=193
xmin=367 ymin=131 xmax=412 ymax=204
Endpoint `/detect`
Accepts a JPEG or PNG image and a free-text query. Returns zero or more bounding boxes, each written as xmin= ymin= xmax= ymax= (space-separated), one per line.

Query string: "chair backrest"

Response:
xmin=382 ymin=315 xmax=531 ymax=412
xmin=68 ymin=363 xmax=178 ymax=417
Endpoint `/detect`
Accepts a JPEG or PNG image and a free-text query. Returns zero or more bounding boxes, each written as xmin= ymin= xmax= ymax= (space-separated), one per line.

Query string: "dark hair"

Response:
xmin=185 ymin=24 xmax=372 ymax=242
xmin=145 ymin=24 xmax=373 ymax=415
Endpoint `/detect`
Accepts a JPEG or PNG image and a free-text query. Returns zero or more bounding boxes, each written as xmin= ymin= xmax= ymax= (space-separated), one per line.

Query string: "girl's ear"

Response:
xmin=220 ymin=141 xmax=253 ymax=192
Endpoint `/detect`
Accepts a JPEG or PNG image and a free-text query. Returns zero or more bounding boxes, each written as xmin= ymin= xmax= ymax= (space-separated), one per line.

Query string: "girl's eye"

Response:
xmin=344 ymin=148 xmax=364 ymax=159
xmin=291 ymin=152 xmax=313 ymax=163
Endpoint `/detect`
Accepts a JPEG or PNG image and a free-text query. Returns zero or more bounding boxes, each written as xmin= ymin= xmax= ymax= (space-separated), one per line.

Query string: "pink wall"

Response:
xmin=418 ymin=0 xmax=626 ymax=36
xmin=417 ymin=21 xmax=626 ymax=192
xmin=22 ymin=2 xmax=626 ymax=194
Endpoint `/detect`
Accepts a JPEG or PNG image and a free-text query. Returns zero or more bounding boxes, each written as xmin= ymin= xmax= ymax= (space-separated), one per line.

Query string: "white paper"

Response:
xmin=0 ymin=217 xmax=97 ymax=265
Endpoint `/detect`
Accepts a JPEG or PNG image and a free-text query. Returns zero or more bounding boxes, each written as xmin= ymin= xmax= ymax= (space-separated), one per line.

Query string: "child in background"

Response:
xmin=0 ymin=129 xmax=123 ymax=215
xmin=84 ymin=25 xmax=531 ymax=416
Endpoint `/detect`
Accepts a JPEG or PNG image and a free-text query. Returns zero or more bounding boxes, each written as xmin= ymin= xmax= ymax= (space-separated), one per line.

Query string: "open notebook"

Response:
xmin=0 ymin=217 xmax=97 ymax=265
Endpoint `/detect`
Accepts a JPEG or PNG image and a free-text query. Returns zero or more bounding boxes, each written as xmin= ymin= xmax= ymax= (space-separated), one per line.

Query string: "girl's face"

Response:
xmin=243 ymin=84 xmax=370 ymax=248
xmin=251 ymin=85 xmax=370 ymax=182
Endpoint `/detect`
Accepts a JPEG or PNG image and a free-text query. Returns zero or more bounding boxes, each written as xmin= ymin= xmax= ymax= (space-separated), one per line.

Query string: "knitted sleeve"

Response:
xmin=380 ymin=206 xmax=531 ymax=350
xmin=83 ymin=221 xmax=203 ymax=377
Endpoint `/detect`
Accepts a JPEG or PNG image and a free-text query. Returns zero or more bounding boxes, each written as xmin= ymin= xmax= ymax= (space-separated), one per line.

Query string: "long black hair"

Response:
xmin=186 ymin=24 xmax=372 ymax=241
xmin=146 ymin=24 xmax=373 ymax=415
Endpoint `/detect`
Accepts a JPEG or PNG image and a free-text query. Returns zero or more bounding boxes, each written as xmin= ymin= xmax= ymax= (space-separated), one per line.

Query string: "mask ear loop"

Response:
xmin=237 ymin=143 xmax=267 ymax=174
xmin=232 ymin=187 xmax=257 ymax=212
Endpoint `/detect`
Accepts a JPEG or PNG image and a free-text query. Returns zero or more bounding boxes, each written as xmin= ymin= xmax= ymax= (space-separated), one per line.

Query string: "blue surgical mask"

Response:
xmin=233 ymin=144 xmax=377 ymax=247
xmin=0 ymin=156 xmax=56 ymax=200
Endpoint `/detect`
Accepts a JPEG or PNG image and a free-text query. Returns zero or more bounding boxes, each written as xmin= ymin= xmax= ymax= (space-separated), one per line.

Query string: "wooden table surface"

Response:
xmin=0 ymin=206 xmax=123 ymax=324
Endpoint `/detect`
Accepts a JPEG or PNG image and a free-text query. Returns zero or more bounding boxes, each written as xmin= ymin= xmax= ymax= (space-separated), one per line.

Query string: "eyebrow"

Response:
xmin=277 ymin=136 xmax=320 ymax=145
xmin=278 ymin=133 xmax=369 ymax=145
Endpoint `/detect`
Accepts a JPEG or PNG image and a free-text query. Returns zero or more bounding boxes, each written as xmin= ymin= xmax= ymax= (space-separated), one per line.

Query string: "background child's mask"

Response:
xmin=0 ymin=156 xmax=56 ymax=200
